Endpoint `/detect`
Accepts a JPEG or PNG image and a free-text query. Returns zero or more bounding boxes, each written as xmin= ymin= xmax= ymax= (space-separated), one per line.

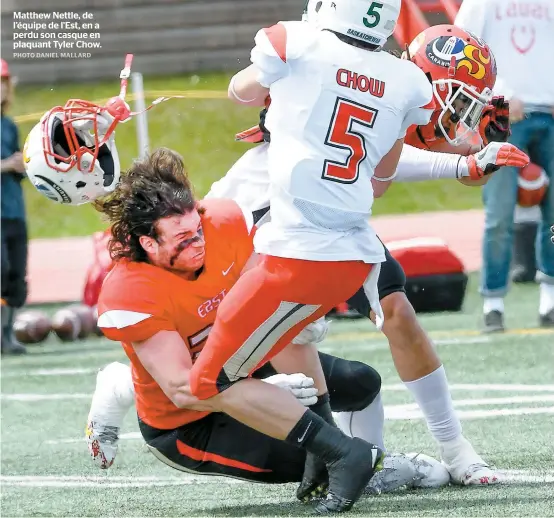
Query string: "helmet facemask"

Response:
xmin=432 ymin=56 xmax=493 ymax=145
xmin=41 ymin=100 xmax=118 ymax=176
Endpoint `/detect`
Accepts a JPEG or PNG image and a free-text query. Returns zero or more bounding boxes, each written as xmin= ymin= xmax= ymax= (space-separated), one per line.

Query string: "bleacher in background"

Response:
xmin=1 ymin=0 xmax=461 ymax=84
xmin=1 ymin=0 xmax=301 ymax=84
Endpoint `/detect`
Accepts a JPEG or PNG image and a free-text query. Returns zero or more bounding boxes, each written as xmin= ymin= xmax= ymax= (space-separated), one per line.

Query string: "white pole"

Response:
xmin=131 ymin=72 xmax=149 ymax=158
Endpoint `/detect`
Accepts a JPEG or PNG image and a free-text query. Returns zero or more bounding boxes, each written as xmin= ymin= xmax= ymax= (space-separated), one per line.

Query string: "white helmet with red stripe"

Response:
xmin=316 ymin=0 xmax=401 ymax=47
xmin=23 ymin=99 xmax=123 ymax=205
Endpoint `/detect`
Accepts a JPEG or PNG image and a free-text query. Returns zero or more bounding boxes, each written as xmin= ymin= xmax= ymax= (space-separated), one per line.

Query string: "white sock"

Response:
xmin=483 ymin=297 xmax=504 ymax=315
xmin=539 ymin=283 xmax=554 ymax=315
xmin=113 ymin=363 xmax=135 ymax=408
xmin=88 ymin=362 xmax=135 ymax=426
xmin=334 ymin=392 xmax=385 ymax=451
xmin=403 ymin=365 xmax=462 ymax=444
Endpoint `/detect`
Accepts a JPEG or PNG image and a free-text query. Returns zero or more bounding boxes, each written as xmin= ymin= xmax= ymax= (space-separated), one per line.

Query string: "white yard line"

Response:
xmin=0 ymin=393 xmax=91 ymax=401
xmin=386 ymin=405 xmax=554 ymax=420
xmin=388 ymin=395 xmax=554 ymax=411
xmin=1 ymin=470 xmax=553 ymax=488
xmin=382 ymin=383 xmax=554 ymax=392
xmin=321 ymin=336 xmax=490 ymax=353
xmin=45 ymin=432 xmax=143 ymax=444
xmin=325 ymin=326 xmax=553 ymax=344
xmin=0 ymin=473 xmax=244 ymax=488
xmin=1 ymin=368 xmax=98 ymax=378
xmin=5 ymin=384 xmax=554 ymax=402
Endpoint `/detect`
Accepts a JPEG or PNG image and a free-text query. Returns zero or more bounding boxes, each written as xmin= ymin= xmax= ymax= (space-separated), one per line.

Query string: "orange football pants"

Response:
xmin=189 ymin=255 xmax=372 ymax=400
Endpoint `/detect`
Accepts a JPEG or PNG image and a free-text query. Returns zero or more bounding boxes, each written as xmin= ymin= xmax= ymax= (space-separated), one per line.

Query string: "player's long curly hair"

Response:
xmin=94 ymin=147 xmax=199 ymax=263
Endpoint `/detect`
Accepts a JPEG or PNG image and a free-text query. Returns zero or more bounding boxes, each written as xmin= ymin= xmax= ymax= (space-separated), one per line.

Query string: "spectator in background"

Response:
xmin=455 ymin=0 xmax=554 ymax=332
xmin=1 ymin=59 xmax=28 ymax=355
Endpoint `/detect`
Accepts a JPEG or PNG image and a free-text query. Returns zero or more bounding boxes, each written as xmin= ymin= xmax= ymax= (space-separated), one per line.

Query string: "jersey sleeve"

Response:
xmin=399 ymin=65 xmax=436 ymax=137
xmin=251 ymin=23 xmax=290 ymax=87
xmin=97 ymin=267 xmax=175 ymax=343
xmin=200 ymin=198 xmax=256 ymax=271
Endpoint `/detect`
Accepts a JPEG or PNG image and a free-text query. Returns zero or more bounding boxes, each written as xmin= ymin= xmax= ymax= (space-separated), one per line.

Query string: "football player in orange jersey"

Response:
xmin=83 ymin=144 xmax=449 ymax=493
xmin=94 ymin=147 xmax=389 ymax=512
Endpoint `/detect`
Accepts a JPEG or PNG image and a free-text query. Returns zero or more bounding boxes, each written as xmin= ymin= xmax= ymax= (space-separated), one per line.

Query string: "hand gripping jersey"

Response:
xmin=97 ymin=199 xmax=254 ymax=429
xmin=250 ymin=22 xmax=434 ymax=263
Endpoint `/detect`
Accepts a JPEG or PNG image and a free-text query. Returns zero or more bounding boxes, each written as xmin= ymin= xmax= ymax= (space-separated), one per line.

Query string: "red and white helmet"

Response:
xmin=23 ymin=55 xmax=140 ymax=205
xmin=407 ymin=24 xmax=497 ymax=145
xmin=23 ymin=98 xmax=126 ymax=205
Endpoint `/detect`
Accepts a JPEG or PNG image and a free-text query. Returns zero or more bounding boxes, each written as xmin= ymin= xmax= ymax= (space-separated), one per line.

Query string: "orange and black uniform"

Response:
xmin=98 ymin=199 xmax=381 ymax=482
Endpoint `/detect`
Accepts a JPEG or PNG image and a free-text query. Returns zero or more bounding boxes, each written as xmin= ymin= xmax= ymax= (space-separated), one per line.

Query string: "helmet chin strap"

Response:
xmin=102 ymin=53 xmax=192 ymax=128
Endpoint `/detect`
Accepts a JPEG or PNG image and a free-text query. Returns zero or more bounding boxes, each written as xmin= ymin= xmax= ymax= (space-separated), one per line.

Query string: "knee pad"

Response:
xmin=325 ymin=356 xmax=382 ymax=413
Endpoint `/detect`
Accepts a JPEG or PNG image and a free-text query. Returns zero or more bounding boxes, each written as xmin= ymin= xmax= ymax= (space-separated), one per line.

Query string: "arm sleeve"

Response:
xmin=98 ymin=274 xmax=176 ymax=343
xmin=251 ymin=24 xmax=290 ymax=87
xmin=394 ymin=145 xmax=469 ymax=182
xmin=455 ymin=0 xmax=488 ymax=38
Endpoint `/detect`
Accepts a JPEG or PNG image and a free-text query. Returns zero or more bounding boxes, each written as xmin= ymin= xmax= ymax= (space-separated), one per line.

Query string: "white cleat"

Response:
xmin=365 ymin=453 xmax=417 ymax=494
xmin=405 ymin=452 xmax=451 ymax=489
xmin=85 ymin=362 xmax=135 ymax=469
xmin=439 ymin=435 xmax=500 ymax=486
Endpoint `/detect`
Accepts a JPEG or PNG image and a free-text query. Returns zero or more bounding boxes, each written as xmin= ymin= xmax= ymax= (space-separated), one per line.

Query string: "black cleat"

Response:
xmin=483 ymin=310 xmax=505 ymax=334
xmin=314 ymin=438 xmax=384 ymax=514
xmin=297 ymin=453 xmax=328 ymax=502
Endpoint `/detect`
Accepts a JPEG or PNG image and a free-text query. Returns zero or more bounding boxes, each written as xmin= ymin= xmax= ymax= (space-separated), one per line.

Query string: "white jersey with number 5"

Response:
xmin=250 ymin=21 xmax=434 ymax=262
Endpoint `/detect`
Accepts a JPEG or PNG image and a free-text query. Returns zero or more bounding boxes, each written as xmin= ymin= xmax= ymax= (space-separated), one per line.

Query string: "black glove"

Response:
xmin=479 ymin=96 xmax=511 ymax=145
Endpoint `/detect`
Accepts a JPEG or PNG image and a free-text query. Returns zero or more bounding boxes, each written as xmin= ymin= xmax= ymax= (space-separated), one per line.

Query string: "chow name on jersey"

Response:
xmin=336 ymin=68 xmax=386 ymax=97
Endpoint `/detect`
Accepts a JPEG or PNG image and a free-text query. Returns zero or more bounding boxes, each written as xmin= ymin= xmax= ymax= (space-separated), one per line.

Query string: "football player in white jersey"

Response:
xmin=214 ymin=13 xmax=530 ymax=488
xmin=207 ymin=1 xmax=440 ymax=511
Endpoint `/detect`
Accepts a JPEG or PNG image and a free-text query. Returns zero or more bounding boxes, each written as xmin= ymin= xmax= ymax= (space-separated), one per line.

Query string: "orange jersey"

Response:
xmin=405 ymin=124 xmax=432 ymax=150
xmin=97 ymin=198 xmax=254 ymax=430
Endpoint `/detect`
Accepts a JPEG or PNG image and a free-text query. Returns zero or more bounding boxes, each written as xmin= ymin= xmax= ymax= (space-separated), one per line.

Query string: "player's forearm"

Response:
xmin=167 ymin=376 xmax=216 ymax=411
xmin=228 ymin=65 xmax=269 ymax=107
xmin=372 ymin=138 xmax=403 ymax=197
xmin=394 ymin=145 xmax=469 ymax=182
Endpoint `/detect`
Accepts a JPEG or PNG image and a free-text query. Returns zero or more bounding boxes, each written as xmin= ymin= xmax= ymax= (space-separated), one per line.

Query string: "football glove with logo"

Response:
xmin=479 ymin=96 xmax=511 ymax=145
xmin=466 ymin=142 xmax=529 ymax=180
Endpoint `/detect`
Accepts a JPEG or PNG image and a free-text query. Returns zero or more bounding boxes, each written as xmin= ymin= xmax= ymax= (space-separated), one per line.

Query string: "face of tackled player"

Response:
xmin=140 ymin=210 xmax=206 ymax=276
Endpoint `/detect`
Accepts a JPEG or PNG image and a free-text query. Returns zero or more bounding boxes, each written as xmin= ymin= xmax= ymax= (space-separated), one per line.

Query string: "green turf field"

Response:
xmin=11 ymin=72 xmax=484 ymax=240
xmin=1 ymin=276 xmax=553 ymax=517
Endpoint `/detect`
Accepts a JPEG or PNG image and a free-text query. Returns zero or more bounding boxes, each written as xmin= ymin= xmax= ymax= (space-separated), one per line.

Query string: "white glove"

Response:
xmin=292 ymin=317 xmax=330 ymax=345
xmin=466 ymin=142 xmax=529 ymax=180
xmin=262 ymin=373 xmax=318 ymax=406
